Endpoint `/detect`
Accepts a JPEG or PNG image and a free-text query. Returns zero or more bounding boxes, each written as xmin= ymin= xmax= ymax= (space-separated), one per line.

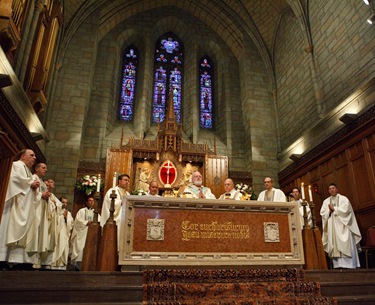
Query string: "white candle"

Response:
xmin=112 ymin=172 xmax=117 ymax=188
xmin=96 ymin=174 xmax=101 ymax=192
xmin=301 ymin=182 xmax=305 ymax=200
xmin=308 ymin=185 xmax=313 ymax=202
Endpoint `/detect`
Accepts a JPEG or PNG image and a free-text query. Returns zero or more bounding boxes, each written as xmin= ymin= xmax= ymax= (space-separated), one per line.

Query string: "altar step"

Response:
xmin=0 ymin=270 xmax=143 ymax=304
xmin=305 ymin=269 xmax=375 ymax=304
xmin=0 ymin=269 xmax=374 ymax=304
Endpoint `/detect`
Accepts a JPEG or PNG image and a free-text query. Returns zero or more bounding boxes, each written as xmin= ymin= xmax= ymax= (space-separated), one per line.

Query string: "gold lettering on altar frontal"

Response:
xmin=181 ymin=220 xmax=250 ymax=241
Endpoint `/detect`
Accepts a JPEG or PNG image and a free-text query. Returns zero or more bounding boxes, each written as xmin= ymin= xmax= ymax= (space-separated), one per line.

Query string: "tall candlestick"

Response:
xmin=97 ymin=174 xmax=101 ymax=193
xmin=308 ymin=185 xmax=313 ymax=202
xmin=112 ymin=172 xmax=117 ymax=188
xmin=301 ymin=182 xmax=305 ymax=200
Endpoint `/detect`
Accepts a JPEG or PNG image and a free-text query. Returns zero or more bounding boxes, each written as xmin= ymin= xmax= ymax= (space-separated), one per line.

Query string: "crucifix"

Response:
xmin=160 ymin=160 xmax=176 ymax=188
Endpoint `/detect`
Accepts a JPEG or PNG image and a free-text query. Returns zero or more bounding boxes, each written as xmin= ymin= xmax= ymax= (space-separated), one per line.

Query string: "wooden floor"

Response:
xmin=0 ymin=268 xmax=374 ymax=304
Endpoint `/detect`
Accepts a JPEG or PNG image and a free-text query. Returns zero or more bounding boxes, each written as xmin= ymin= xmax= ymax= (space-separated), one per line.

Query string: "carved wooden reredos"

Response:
xmin=104 ymin=93 xmax=228 ymax=197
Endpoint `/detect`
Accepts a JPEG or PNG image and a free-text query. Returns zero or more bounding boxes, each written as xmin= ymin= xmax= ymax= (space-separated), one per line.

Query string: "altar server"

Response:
xmin=290 ymin=187 xmax=312 ymax=229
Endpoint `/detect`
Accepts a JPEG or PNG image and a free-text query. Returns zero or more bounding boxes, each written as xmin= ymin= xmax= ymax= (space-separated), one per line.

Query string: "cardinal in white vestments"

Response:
xmin=0 ymin=149 xmax=40 ymax=266
xmin=183 ymin=171 xmax=216 ymax=199
xmin=100 ymin=174 xmax=130 ymax=248
xmin=320 ymin=183 xmax=362 ymax=269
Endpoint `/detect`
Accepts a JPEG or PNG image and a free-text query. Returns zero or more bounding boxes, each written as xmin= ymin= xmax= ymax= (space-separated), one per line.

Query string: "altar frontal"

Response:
xmin=119 ymin=197 xmax=304 ymax=268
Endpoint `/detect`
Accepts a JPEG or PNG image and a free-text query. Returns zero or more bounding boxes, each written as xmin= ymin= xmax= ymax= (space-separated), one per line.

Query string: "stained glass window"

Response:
xmin=152 ymin=33 xmax=183 ymax=123
xmin=199 ymin=56 xmax=213 ymax=128
xmin=119 ymin=46 xmax=138 ymax=121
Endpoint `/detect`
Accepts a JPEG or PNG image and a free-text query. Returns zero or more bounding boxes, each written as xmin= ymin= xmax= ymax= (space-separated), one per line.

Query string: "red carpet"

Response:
xmin=143 ymin=268 xmax=337 ymax=304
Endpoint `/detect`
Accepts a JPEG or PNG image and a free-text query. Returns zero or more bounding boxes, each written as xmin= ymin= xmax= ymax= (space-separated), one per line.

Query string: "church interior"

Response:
xmin=1 ymin=0 xmax=375 ymax=303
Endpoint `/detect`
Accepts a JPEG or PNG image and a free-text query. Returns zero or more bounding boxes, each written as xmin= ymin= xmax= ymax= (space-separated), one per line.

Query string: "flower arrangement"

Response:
xmin=75 ymin=175 xmax=102 ymax=195
xmin=235 ymin=183 xmax=257 ymax=200
xmin=132 ymin=189 xmax=148 ymax=196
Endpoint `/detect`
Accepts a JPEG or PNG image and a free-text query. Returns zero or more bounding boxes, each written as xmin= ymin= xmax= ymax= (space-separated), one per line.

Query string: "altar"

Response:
xmin=118 ymin=196 xmax=304 ymax=270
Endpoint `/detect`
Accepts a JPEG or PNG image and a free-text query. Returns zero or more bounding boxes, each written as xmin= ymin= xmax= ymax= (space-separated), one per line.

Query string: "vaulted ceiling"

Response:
xmin=60 ymin=0 xmax=296 ymax=85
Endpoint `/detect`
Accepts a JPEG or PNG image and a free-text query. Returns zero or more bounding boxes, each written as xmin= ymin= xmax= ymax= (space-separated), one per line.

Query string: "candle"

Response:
xmin=308 ymin=185 xmax=313 ymax=202
xmin=96 ymin=174 xmax=101 ymax=192
xmin=112 ymin=172 xmax=117 ymax=188
xmin=301 ymin=182 xmax=305 ymax=200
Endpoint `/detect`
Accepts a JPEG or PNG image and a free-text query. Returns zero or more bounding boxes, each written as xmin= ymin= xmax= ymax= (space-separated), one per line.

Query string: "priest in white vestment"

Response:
xmin=147 ymin=181 xmax=161 ymax=197
xmin=218 ymin=179 xmax=242 ymax=200
xmin=51 ymin=197 xmax=74 ymax=270
xmin=26 ymin=163 xmax=52 ymax=267
xmin=183 ymin=171 xmax=216 ymax=199
xmin=36 ymin=179 xmax=62 ymax=268
xmin=0 ymin=149 xmax=40 ymax=266
xmin=320 ymin=183 xmax=362 ymax=269
xmin=257 ymin=176 xmax=286 ymax=202
xmin=100 ymin=174 xmax=130 ymax=249
xmin=290 ymin=187 xmax=312 ymax=230
xmin=70 ymin=196 xmax=96 ymax=270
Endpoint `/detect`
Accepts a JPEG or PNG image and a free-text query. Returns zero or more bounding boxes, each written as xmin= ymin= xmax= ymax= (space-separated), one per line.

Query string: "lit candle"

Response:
xmin=301 ymin=182 xmax=305 ymax=200
xmin=112 ymin=172 xmax=117 ymax=188
xmin=96 ymin=174 xmax=101 ymax=193
xmin=308 ymin=185 xmax=313 ymax=202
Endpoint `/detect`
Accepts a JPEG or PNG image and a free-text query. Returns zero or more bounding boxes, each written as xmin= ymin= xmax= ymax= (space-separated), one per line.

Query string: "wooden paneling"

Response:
xmin=0 ymin=157 xmax=14 ymax=219
xmin=351 ymin=155 xmax=372 ymax=208
xmin=205 ymin=155 xmax=228 ymax=198
xmin=366 ymin=134 xmax=375 ymax=201
xmin=335 ymin=158 xmax=353 ymax=204
xmin=279 ymin=108 xmax=375 ymax=247
xmin=319 ymin=159 xmax=334 ymax=177
xmin=105 ymin=149 xmax=133 ymax=193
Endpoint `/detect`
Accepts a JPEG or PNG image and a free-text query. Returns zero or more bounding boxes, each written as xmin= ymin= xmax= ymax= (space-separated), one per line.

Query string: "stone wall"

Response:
xmin=44 ymin=12 xmax=100 ymax=198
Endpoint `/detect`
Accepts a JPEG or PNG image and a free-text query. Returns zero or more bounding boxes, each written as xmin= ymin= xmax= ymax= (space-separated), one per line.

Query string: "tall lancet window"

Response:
xmin=119 ymin=46 xmax=139 ymax=121
xmin=152 ymin=33 xmax=183 ymax=123
xmin=199 ymin=56 xmax=213 ymax=128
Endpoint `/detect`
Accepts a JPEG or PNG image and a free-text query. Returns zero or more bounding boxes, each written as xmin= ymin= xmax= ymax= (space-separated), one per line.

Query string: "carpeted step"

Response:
xmin=144 ymin=297 xmax=336 ymax=305
xmin=145 ymin=281 xmax=324 ymax=301
xmin=143 ymin=269 xmax=337 ymax=305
